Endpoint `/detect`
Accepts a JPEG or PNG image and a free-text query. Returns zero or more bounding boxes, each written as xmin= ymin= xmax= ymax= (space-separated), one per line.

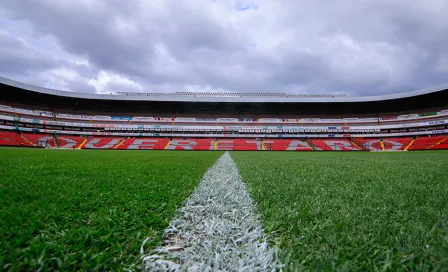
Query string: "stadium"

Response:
xmin=1 ymin=76 xmax=447 ymax=151
xmin=1 ymin=75 xmax=448 ymax=271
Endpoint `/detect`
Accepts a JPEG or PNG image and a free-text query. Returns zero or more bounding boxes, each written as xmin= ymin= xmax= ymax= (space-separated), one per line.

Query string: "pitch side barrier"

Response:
xmin=1 ymin=131 xmax=447 ymax=151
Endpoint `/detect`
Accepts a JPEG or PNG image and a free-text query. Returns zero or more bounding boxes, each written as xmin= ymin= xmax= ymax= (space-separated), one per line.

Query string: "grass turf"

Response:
xmin=231 ymin=151 xmax=448 ymax=271
xmin=0 ymin=148 xmax=222 ymax=271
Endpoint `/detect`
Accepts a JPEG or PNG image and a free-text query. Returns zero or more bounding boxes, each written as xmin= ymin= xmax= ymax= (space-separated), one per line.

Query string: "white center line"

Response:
xmin=141 ymin=152 xmax=280 ymax=271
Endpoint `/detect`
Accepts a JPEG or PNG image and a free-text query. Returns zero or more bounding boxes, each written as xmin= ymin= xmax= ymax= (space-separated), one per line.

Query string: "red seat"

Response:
xmin=353 ymin=138 xmax=411 ymax=151
xmin=21 ymin=133 xmax=55 ymax=147
xmin=263 ymin=139 xmax=313 ymax=151
xmin=0 ymin=131 xmax=31 ymax=146
xmin=310 ymin=139 xmax=361 ymax=151
xmin=382 ymin=138 xmax=412 ymax=150
xmin=82 ymin=137 xmax=125 ymax=149
xmin=169 ymin=138 xmax=214 ymax=150
xmin=56 ymin=135 xmax=87 ymax=148
xmin=118 ymin=138 xmax=169 ymax=150
xmin=408 ymin=136 xmax=446 ymax=150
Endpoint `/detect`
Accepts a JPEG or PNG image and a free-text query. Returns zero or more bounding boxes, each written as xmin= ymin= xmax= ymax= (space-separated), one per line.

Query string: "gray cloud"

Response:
xmin=0 ymin=30 xmax=60 ymax=76
xmin=0 ymin=0 xmax=447 ymax=96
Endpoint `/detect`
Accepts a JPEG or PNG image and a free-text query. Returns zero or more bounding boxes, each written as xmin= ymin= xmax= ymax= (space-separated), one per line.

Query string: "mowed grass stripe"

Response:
xmin=143 ymin=152 xmax=279 ymax=271
xmin=0 ymin=148 xmax=223 ymax=271
xmin=231 ymin=151 xmax=448 ymax=271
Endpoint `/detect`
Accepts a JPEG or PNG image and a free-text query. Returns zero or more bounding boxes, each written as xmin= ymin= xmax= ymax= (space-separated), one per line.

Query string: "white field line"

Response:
xmin=141 ymin=152 xmax=280 ymax=271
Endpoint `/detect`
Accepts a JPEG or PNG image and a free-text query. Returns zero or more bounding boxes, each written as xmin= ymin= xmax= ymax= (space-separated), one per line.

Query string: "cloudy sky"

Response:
xmin=0 ymin=0 xmax=447 ymax=96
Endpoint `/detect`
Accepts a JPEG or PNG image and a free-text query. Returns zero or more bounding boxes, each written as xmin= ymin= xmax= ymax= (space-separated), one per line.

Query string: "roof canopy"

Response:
xmin=1 ymin=76 xmax=447 ymax=117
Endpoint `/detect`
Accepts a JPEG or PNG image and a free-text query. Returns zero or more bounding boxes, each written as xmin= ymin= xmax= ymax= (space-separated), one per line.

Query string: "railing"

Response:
xmin=115 ymin=91 xmax=347 ymax=98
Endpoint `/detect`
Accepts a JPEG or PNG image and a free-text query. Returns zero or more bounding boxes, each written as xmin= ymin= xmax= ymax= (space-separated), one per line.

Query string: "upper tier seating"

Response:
xmin=2 ymin=103 xmax=447 ymax=127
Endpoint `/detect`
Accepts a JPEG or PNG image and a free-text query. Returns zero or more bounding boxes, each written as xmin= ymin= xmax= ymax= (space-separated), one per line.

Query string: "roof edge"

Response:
xmin=1 ymin=76 xmax=447 ymax=103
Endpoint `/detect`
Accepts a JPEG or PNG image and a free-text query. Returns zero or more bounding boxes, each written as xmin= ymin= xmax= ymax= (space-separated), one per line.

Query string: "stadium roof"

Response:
xmin=1 ymin=76 xmax=448 ymax=103
xmin=1 ymin=76 xmax=447 ymax=117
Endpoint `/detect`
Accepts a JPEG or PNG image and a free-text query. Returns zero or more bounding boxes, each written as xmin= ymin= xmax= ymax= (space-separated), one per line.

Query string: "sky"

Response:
xmin=0 ymin=0 xmax=447 ymax=96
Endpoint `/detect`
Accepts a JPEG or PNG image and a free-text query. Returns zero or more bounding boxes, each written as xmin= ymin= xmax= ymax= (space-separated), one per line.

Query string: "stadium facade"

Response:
xmin=1 ymin=76 xmax=447 ymax=151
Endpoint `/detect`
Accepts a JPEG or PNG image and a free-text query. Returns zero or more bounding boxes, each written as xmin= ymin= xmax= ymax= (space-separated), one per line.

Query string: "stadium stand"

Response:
xmin=310 ymin=139 xmax=362 ymax=151
xmin=381 ymin=138 xmax=413 ymax=151
xmin=0 ymin=131 xmax=31 ymax=146
xmin=407 ymin=136 xmax=447 ymax=150
xmin=167 ymin=138 xmax=215 ymax=150
xmin=263 ymin=140 xmax=313 ymax=151
xmin=82 ymin=137 xmax=125 ymax=149
xmin=0 ymin=76 xmax=447 ymax=151
xmin=231 ymin=139 xmax=260 ymax=151
xmin=351 ymin=138 xmax=408 ymax=151
xmin=2 ymin=130 xmax=448 ymax=150
xmin=21 ymin=133 xmax=55 ymax=147
xmin=428 ymin=138 xmax=448 ymax=150
xmin=117 ymin=138 xmax=169 ymax=150
xmin=55 ymin=135 xmax=87 ymax=148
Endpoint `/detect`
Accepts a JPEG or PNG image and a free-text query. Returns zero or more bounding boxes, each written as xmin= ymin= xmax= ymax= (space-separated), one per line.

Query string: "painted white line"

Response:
xmin=141 ymin=152 xmax=280 ymax=271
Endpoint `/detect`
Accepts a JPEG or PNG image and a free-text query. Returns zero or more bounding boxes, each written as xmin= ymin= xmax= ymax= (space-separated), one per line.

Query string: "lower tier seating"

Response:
xmin=310 ymin=139 xmax=361 ymax=151
xmin=117 ymin=137 xmax=168 ymax=150
xmin=169 ymin=138 xmax=215 ymax=150
xmin=81 ymin=137 xmax=125 ymax=149
xmin=21 ymin=133 xmax=55 ymax=147
xmin=263 ymin=140 xmax=313 ymax=151
xmin=1 ymin=131 xmax=447 ymax=151
xmin=382 ymin=138 xmax=413 ymax=150
xmin=0 ymin=131 xmax=32 ymax=146
xmin=408 ymin=136 xmax=446 ymax=150
xmin=353 ymin=137 xmax=410 ymax=151
xmin=56 ymin=135 xmax=87 ymax=148
xmin=431 ymin=142 xmax=448 ymax=150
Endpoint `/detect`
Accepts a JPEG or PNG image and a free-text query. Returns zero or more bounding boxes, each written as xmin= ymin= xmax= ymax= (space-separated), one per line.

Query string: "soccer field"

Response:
xmin=1 ymin=148 xmax=447 ymax=271
xmin=0 ymin=148 xmax=222 ymax=270
xmin=231 ymin=151 xmax=448 ymax=271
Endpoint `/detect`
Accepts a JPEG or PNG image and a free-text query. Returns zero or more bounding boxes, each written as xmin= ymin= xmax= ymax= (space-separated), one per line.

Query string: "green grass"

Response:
xmin=0 ymin=148 xmax=222 ymax=271
xmin=231 ymin=151 xmax=448 ymax=271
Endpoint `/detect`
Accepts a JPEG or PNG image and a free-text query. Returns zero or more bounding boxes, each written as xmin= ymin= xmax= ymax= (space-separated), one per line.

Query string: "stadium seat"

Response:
xmin=310 ymin=139 xmax=361 ymax=151
xmin=168 ymin=138 xmax=215 ymax=150
xmin=408 ymin=136 xmax=446 ymax=150
xmin=382 ymin=138 xmax=412 ymax=150
xmin=233 ymin=139 xmax=262 ymax=151
xmin=118 ymin=138 xmax=169 ymax=150
xmin=430 ymin=141 xmax=448 ymax=150
xmin=82 ymin=137 xmax=125 ymax=149
xmin=0 ymin=131 xmax=31 ymax=146
xmin=263 ymin=140 xmax=313 ymax=151
xmin=2 ymin=132 xmax=448 ymax=152
xmin=351 ymin=138 xmax=410 ymax=151
xmin=215 ymin=139 xmax=235 ymax=150
xmin=56 ymin=135 xmax=87 ymax=148
xmin=21 ymin=133 xmax=56 ymax=147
